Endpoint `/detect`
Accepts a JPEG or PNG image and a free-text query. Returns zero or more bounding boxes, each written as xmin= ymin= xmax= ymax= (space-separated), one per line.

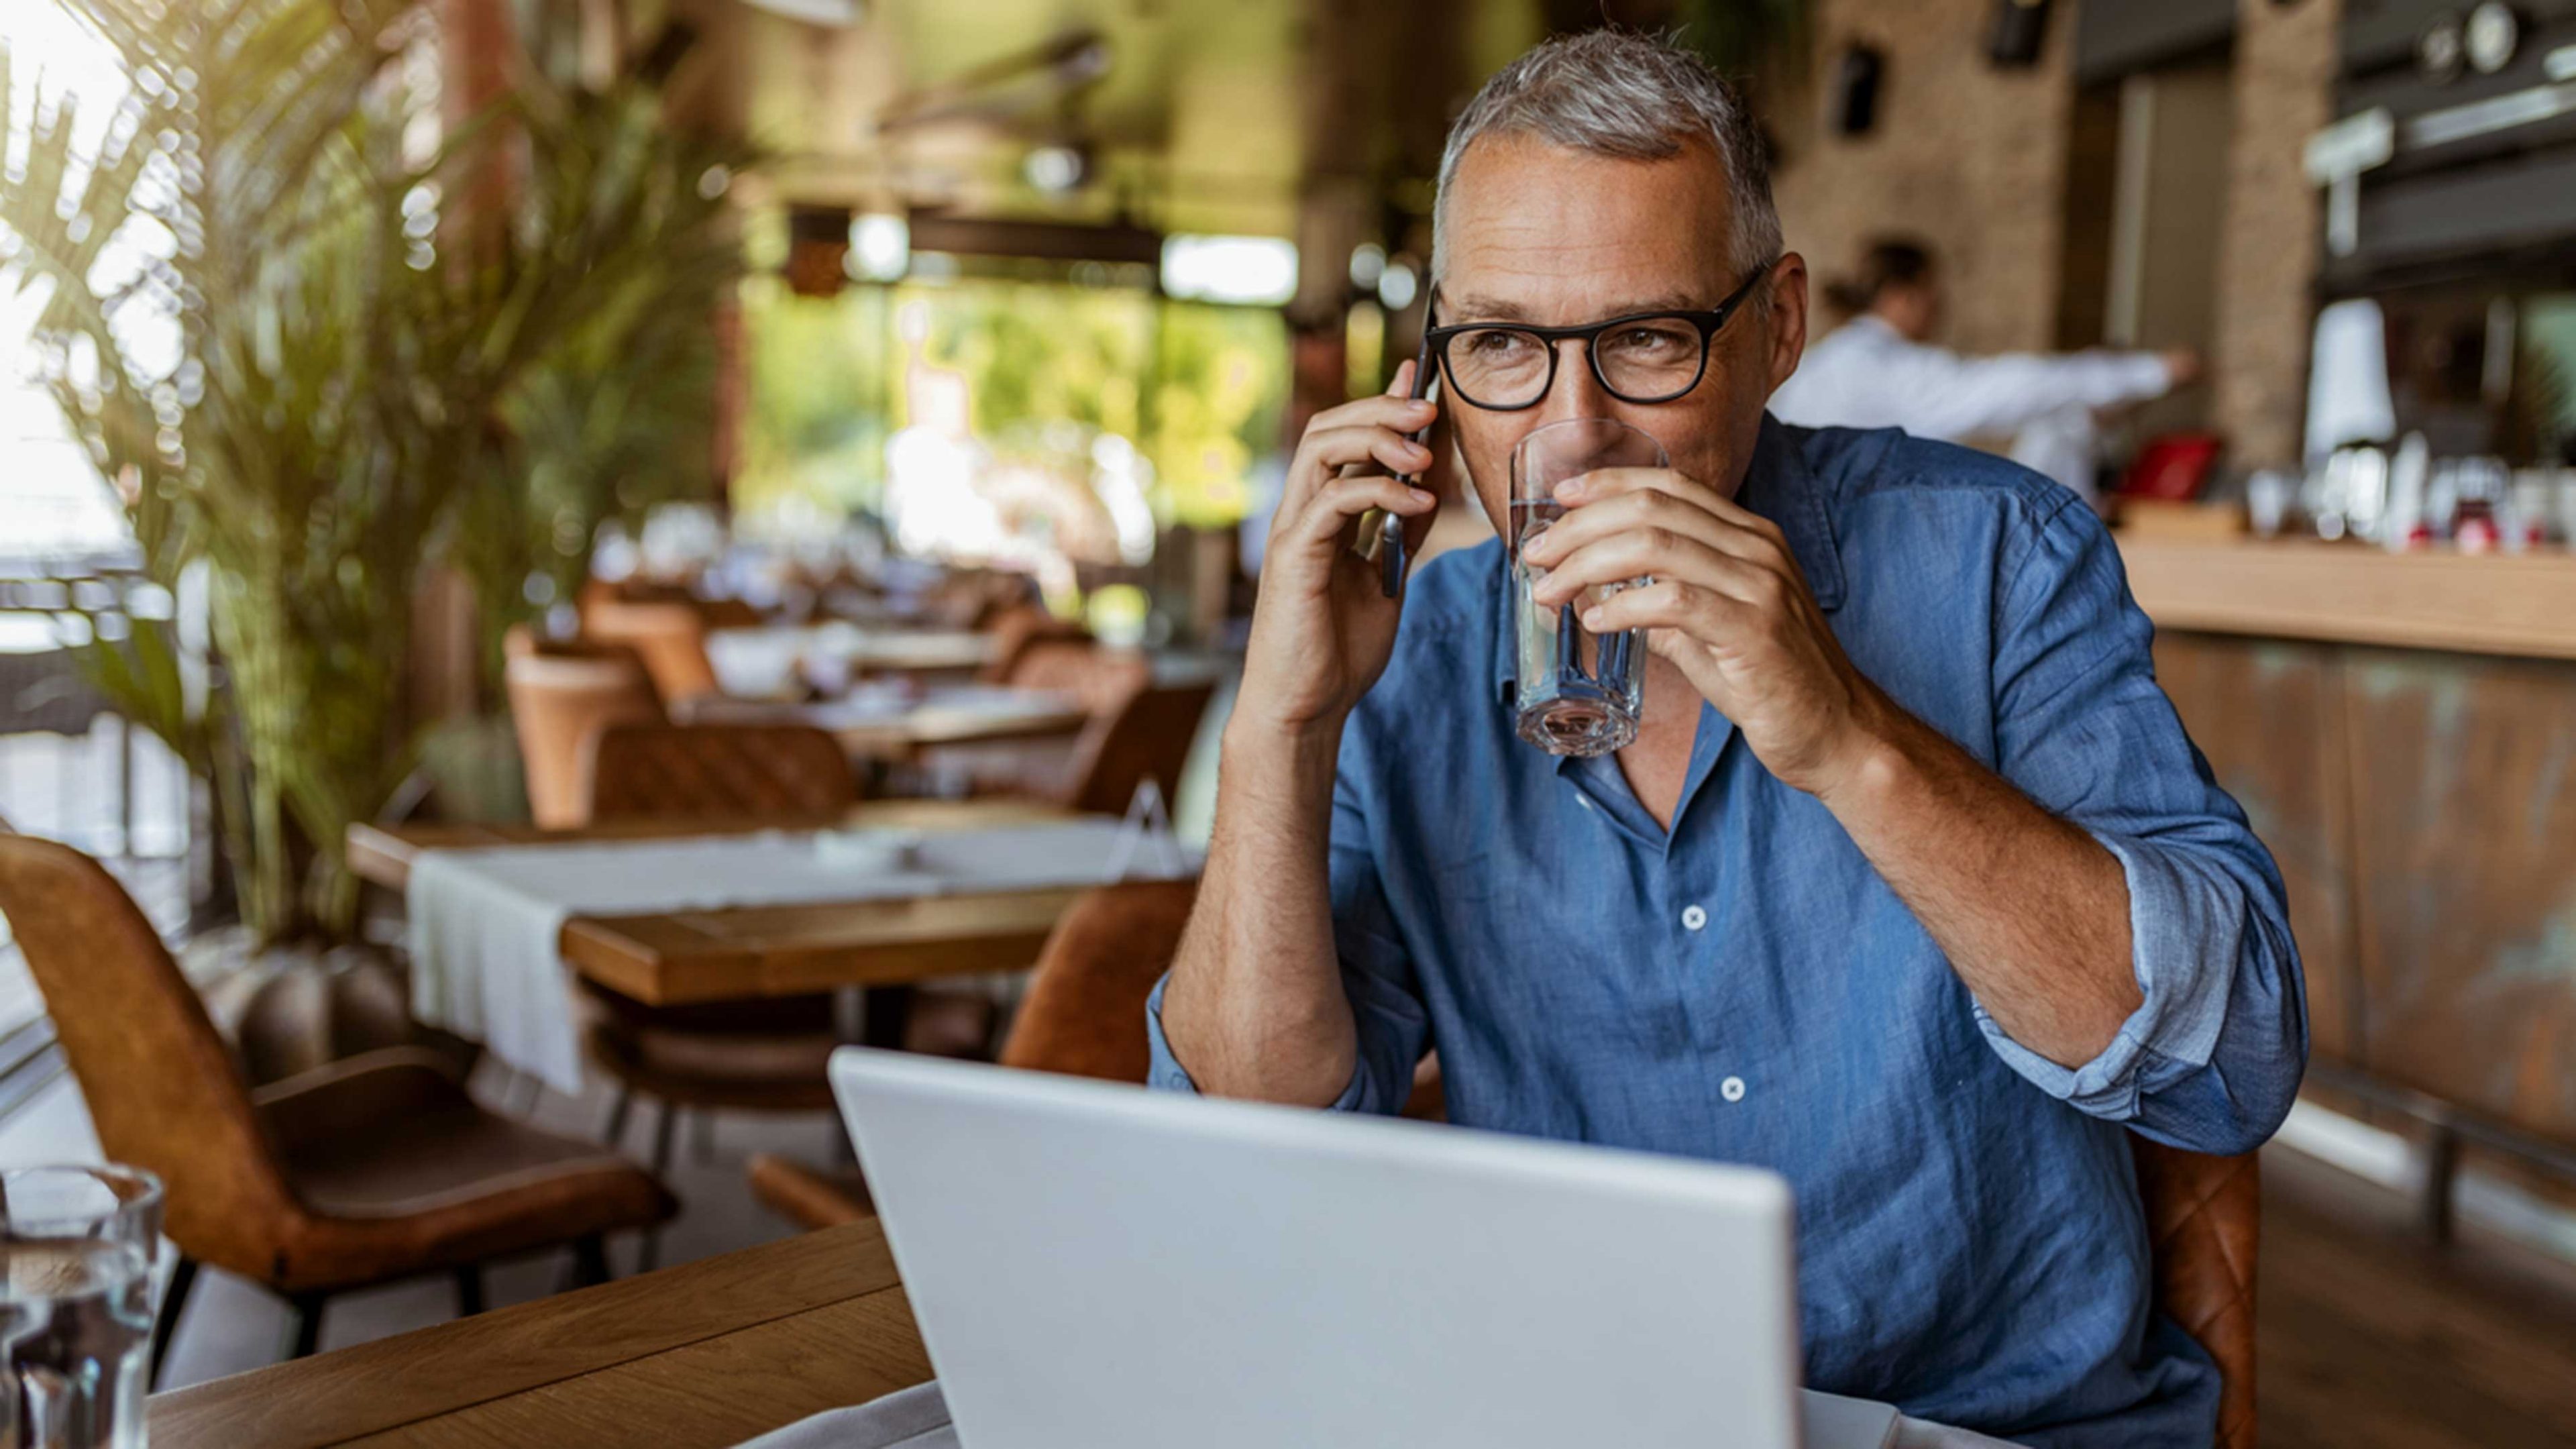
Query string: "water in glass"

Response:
xmin=1507 ymin=419 xmax=1666 ymax=756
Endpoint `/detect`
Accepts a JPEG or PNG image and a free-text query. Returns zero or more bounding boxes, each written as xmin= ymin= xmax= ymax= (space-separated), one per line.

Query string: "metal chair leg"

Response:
xmin=559 ymin=1232 xmax=612 ymax=1292
xmin=649 ymin=1101 xmax=678 ymax=1178
xmin=453 ymin=1263 xmax=486 ymax=1317
xmin=690 ymin=1109 xmax=717 ymax=1165
xmin=150 ymin=1256 xmax=198 ymax=1389
xmin=637 ymin=1102 xmax=679 ymax=1274
xmin=283 ymin=1292 xmax=328 ymax=1360
xmin=601 ymin=1086 xmax=633 ymax=1150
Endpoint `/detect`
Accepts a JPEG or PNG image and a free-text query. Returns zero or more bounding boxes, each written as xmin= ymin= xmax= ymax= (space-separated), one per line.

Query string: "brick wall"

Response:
xmin=1768 ymin=0 xmax=2080 ymax=356
xmin=2212 ymin=0 xmax=2343 ymax=468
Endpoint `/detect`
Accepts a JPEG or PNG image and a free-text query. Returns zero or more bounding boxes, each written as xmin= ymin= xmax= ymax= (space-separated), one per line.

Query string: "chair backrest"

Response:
xmin=977 ymin=604 xmax=1088 ymax=685
xmin=1008 ymin=640 xmax=1151 ymax=714
xmin=584 ymin=722 xmax=859 ymax=822
xmin=577 ymin=596 xmax=724 ymax=702
xmin=0 ymin=835 xmax=303 ymax=1273
xmin=998 ymin=878 xmax=1199 ymax=1082
xmin=2132 ymin=1138 xmax=2259 ymax=1449
xmin=1062 ymin=680 xmax=1215 ymax=816
xmin=504 ymin=629 xmax=666 ymax=829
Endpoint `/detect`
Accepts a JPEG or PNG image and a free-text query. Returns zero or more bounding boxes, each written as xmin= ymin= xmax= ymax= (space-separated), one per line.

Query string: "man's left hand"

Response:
xmin=1521 ymin=466 xmax=1891 ymax=798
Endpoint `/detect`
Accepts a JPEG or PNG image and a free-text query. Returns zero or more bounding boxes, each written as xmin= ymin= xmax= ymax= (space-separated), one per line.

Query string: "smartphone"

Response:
xmin=1353 ymin=337 xmax=1440 ymax=597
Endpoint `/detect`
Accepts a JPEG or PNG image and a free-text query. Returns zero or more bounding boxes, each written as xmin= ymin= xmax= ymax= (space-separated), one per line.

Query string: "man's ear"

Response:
xmin=1763 ymin=254 xmax=1810 ymax=395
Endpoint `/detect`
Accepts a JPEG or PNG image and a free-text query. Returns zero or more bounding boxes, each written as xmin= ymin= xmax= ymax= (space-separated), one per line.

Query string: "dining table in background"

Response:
xmin=704 ymin=623 xmax=997 ymax=694
xmin=350 ymin=801 xmax=1129 ymax=1011
xmin=676 ymin=684 xmax=1091 ymax=766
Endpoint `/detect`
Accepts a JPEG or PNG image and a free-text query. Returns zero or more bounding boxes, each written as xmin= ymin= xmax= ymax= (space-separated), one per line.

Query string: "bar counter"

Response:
xmin=2113 ymin=532 xmax=2576 ymax=1186
xmin=2118 ymin=537 xmax=2576 ymax=661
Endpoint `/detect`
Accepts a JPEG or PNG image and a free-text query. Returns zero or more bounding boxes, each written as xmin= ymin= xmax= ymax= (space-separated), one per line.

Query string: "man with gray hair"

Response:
xmin=1151 ymin=30 xmax=2302 ymax=1447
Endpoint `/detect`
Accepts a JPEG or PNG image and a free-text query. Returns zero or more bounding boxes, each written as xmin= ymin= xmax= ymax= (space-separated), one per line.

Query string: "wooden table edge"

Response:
xmin=150 ymin=1223 xmax=903 ymax=1448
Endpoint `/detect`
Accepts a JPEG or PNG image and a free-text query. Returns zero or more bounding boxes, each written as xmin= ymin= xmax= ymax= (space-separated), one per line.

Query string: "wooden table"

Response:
xmin=348 ymin=800 xmax=1099 ymax=1006
xmin=150 ymin=1223 xmax=928 ymax=1448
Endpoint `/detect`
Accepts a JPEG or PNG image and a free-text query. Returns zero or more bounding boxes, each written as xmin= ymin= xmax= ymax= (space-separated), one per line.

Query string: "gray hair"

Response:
xmin=1432 ymin=30 xmax=1780 ymax=286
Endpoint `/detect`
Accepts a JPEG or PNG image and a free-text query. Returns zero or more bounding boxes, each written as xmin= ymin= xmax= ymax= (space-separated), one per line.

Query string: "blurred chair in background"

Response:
xmin=0 ymin=835 xmax=675 ymax=1372
xmin=976 ymin=604 xmax=1089 ymax=686
xmin=747 ymin=877 xmax=1199 ymax=1230
xmin=576 ymin=719 xmax=983 ymax=1268
xmin=583 ymin=722 xmax=854 ymax=822
xmin=1062 ymin=679 xmax=1216 ymax=816
xmin=576 ymin=590 xmax=757 ymax=704
xmin=1006 ymin=639 xmax=1150 ymax=713
xmin=502 ymin=629 xmax=664 ymax=829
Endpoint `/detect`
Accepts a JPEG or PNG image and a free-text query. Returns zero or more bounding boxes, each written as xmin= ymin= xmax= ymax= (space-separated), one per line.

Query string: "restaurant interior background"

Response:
xmin=4 ymin=0 xmax=2576 ymax=1443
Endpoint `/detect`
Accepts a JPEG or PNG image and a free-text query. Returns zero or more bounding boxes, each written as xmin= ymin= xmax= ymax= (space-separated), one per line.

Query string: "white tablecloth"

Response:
xmin=407 ymin=821 xmax=1193 ymax=1094
xmin=734 ymin=1381 xmax=2019 ymax=1449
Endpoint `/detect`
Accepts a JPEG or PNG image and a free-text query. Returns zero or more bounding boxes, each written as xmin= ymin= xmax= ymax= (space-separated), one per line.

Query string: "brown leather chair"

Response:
xmin=1009 ymin=639 xmax=1152 ymax=714
xmin=976 ymin=604 xmax=1089 ymax=686
xmin=747 ymin=877 xmax=1198 ymax=1230
xmin=1063 ymin=679 xmax=1216 ymax=816
xmin=2134 ymin=1139 xmax=2259 ymax=1449
xmin=503 ymin=629 xmax=665 ymax=828
xmin=577 ymin=595 xmax=726 ymax=703
xmin=583 ymin=721 xmax=857 ymax=822
xmin=0 ymin=835 xmax=675 ymax=1371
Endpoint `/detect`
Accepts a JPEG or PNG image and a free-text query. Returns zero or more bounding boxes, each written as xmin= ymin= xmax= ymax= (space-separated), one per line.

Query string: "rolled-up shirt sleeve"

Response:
xmin=1144 ymin=737 xmax=1430 ymax=1114
xmin=1976 ymin=494 xmax=2308 ymax=1155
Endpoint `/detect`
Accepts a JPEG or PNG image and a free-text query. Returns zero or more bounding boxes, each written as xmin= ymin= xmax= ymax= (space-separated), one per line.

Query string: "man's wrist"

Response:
xmin=1807 ymin=691 xmax=1920 ymax=816
xmin=1218 ymin=710 xmax=1346 ymax=806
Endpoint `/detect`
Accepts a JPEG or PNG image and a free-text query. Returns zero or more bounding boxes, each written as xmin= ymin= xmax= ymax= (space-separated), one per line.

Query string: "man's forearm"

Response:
xmin=1816 ymin=700 xmax=2141 ymax=1068
xmin=1159 ymin=720 xmax=1358 ymax=1106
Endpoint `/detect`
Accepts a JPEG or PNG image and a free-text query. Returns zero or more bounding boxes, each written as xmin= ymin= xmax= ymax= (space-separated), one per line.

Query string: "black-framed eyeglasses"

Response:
xmin=1423 ymin=260 xmax=1777 ymax=411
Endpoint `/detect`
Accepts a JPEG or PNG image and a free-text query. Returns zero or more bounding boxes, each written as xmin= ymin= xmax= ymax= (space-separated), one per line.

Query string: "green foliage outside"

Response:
xmin=736 ymin=271 xmax=1285 ymax=536
xmin=1 ymin=0 xmax=739 ymax=944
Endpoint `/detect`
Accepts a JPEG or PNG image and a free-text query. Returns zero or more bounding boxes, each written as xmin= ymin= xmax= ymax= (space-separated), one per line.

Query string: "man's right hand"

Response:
xmin=1238 ymin=360 xmax=1444 ymax=735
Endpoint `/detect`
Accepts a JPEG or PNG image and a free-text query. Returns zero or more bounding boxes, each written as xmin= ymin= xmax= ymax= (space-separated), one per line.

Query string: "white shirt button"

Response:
xmin=1681 ymin=904 xmax=1708 ymax=931
xmin=1576 ymin=795 xmax=1595 ymax=811
xmin=1721 ymin=1075 xmax=1746 ymax=1103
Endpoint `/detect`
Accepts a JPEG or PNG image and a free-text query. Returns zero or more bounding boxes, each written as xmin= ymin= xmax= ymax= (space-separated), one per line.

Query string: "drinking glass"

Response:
xmin=1 ymin=1166 xmax=166 ymax=1449
xmin=1507 ymin=419 xmax=1666 ymax=756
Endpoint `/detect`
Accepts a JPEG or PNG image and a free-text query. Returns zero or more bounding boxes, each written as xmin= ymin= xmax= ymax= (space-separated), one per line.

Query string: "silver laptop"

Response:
xmin=830 ymin=1047 xmax=1903 ymax=1449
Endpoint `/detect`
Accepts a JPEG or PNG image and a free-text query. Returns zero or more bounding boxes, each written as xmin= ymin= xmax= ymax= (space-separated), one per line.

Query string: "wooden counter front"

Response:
xmin=2116 ymin=537 xmax=2576 ymax=661
xmin=2118 ymin=534 xmax=2576 ymax=1175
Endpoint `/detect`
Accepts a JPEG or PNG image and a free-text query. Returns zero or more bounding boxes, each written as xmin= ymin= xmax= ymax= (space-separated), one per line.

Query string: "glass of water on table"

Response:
xmin=1509 ymin=418 xmax=1668 ymax=756
xmin=2 ymin=1165 xmax=166 ymax=1448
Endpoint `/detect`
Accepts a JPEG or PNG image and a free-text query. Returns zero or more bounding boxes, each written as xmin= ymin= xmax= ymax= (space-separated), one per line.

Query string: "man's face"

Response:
xmin=1434 ymin=136 xmax=1808 ymax=525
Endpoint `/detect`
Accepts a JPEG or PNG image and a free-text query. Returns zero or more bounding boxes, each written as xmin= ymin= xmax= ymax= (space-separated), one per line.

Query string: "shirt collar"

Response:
xmin=1491 ymin=413 xmax=1845 ymax=702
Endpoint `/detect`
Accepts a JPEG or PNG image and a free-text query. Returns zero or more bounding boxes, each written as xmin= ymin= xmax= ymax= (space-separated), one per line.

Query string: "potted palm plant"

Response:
xmin=2 ymin=0 xmax=744 ymax=1074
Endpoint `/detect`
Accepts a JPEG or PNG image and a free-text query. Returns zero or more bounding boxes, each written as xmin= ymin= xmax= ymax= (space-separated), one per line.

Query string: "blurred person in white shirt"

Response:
xmin=1769 ymin=237 xmax=2200 ymax=504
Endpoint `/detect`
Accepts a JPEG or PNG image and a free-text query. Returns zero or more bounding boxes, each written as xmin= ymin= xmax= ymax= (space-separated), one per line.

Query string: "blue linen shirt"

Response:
xmin=1147 ymin=417 xmax=2306 ymax=1446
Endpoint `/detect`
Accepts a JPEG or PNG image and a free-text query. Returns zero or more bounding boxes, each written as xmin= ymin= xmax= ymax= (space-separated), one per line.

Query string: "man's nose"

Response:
xmin=1535 ymin=337 xmax=1612 ymax=424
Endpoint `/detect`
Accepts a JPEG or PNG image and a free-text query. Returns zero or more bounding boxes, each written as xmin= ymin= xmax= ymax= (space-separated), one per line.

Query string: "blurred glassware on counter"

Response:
xmin=2305 ymin=299 xmax=2398 ymax=466
xmin=1 ymin=1166 xmax=166 ymax=1449
xmin=2384 ymin=433 xmax=2432 ymax=551
xmin=2447 ymin=458 xmax=2508 ymax=553
xmin=2506 ymin=470 xmax=2557 ymax=549
xmin=2246 ymin=470 xmax=2297 ymax=539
